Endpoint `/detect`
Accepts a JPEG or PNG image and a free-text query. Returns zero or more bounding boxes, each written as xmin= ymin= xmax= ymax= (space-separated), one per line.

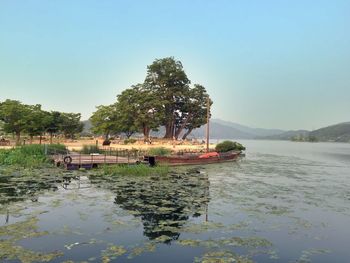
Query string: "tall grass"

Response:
xmin=0 ymin=144 xmax=66 ymax=168
xmin=148 ymin=147 xmax=172 ymax=156
xmin=80 ymin=145 xmax=102 ymax=154
xmin=102 ymin=164 xmax=169 ymax=176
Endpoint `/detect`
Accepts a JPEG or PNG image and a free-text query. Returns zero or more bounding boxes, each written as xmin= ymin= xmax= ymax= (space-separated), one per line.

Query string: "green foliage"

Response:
xmin=123 ymin=138 xmax=137 ymax=144
xmin=90 ymin=104 xmax=119 ymax=139
xmin=148 ymin=147 xmax=172 ymax=156
xmin=80 ymin=145 xmax=102 ymax=154
xmin=215 ymin=140 xmax=246 ymax=152
xmin=0 ymin=144 xmax=65 ymax=168
xmin=90 ymin=57 xmax=211 ymax=140
xmin=24 ymin=105 xmax=51 ymax=140
xmin=0 ymin=99 xmax=31 ymax=144
xmin=59 ymin=112 xmax=84 ymax=139
xmin=116 ymin=84 xmax=163 ymax=139
xmin=102 ymin=164 xmax=169 ymax=176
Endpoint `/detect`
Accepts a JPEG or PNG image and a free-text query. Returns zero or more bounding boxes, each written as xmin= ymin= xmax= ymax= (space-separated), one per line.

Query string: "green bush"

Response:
xmin=215 ymin=140 xmax=246 ymax=153
xmin=148 ymin=147 xmax=172 ymax=156
xmin=123 ymin=138 xmax=137 ymax=144
xmin=80 ymin=145 xmax=102 ymax=154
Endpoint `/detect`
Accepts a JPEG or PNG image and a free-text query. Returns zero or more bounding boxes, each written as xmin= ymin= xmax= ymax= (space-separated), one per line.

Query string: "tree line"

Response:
xmin=90 ymin=57 xmax=211 ymax=140
xmin=0 ymin=100 xmax=83 ymax=145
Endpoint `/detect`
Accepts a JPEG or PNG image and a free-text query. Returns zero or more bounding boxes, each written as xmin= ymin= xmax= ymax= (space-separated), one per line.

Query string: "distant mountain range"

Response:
xmin=82 ymin=119 xmax=350 ymax=142
xmin=259 ymin=122 xmax=350 ymax=142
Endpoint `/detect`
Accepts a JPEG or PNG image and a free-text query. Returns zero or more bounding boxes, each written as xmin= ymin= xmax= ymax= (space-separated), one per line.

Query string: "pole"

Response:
xmin=206 ymin=96 xmax=210 ymax=153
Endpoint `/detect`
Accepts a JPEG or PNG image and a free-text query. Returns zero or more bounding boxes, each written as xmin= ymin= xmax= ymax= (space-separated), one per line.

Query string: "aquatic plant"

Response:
xmin=101 ymin=164 xmax=169 ymax=176
xmin=215 ymin=141 xmax=246 ymax=152
xmin=0 ymin=217 xmax=63 ymax=262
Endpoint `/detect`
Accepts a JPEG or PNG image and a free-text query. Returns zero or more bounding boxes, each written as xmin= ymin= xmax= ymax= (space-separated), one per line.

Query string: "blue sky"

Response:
xmin=0 ymin=0 xmax=349 ymax=130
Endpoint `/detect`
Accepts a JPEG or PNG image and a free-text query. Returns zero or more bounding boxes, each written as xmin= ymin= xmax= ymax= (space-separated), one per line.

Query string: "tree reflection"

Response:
xmin=92 ymin=172 xmax=210 ymax=243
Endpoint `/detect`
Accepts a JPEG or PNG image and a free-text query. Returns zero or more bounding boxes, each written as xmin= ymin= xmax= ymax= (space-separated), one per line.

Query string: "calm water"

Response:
xmin=1 ymin=140 xmax=350 ymax=262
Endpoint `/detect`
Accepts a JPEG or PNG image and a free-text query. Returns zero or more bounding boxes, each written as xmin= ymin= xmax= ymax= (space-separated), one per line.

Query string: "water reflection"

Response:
xmin=90 ymin=171 xmax=210 ymax=243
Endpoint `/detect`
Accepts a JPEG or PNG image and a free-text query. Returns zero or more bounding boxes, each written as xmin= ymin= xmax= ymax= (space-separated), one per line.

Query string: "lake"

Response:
xmin=1 ymin=140 xmax=350 ymax=262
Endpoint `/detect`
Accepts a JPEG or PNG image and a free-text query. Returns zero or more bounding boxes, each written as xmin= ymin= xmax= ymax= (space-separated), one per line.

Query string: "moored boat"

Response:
xmin=145 ymin=150 xmax=241 ymax=166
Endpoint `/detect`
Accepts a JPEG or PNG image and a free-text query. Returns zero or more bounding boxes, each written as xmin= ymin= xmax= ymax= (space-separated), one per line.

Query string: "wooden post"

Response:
xmin=206 ymin=96 xmax=210 ymax=153
xmin=127 ymin=151 xmax=130 ymax=164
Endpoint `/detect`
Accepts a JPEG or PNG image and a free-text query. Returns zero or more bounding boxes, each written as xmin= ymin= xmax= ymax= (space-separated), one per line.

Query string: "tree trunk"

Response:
xmin=175 ymin=114 xmax=192 ymax=139
xmin=143 ymin=125 xmax=150 ymax=141
xmin=182 ymin=128 xmax=193 ymax=140
xmin=104 ymin=132 xmax=109 ymax=140
xmin=50 ymin=132 xmax=53 ymax=144
xmin=15 ymin=131 xmax=21 ymax=146
xmin=30 ymin=135 xmax=33 ymax=144
xmin=164 ymin=122 xmax=173 ymax=139
xmin=39 ymin=135 xmax=42 ymax=144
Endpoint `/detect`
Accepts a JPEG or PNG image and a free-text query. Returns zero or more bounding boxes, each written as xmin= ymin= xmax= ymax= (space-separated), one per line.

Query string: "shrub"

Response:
xmin=215 ymin=140 xmax=246 ymax=153
xmin=80 ymin=145 xmax=102 ymax=154
xmin=148 ymin=147 xmax=172 ymax=156
xmin=124 ymin=138 xmax=137 ymax=144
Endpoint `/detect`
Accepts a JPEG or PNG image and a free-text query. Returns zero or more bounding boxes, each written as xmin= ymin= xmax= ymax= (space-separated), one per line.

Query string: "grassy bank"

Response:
xmin=0 ymin=144 xmax=66 ymax=168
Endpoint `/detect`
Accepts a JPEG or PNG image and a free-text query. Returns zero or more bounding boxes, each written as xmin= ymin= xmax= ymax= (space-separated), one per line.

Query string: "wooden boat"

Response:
xmin=145 ymin=150 xmax=241 ymax=166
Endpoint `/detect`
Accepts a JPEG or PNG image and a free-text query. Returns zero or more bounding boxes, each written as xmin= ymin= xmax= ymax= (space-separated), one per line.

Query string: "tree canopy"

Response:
xmin=0 ymin=99 xmax=83 ymax=144
xmin=91 ymin=57 xmax=211 ymax=140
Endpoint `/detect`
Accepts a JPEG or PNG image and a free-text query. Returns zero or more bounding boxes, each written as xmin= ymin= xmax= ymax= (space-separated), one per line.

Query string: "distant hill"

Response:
xmin=212 ymin=119 xmax=285 ymax=137
xmin=259 ymin=130 xmax=310 ymax=140
xmin=260 ymin=122 xmax=350 ymax=142
xmin=309 ymin=122 xmax=350 ymax=142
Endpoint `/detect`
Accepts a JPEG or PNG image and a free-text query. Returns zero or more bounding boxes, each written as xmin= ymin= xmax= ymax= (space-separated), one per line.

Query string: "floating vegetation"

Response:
xmin=101 ymin=244 xmax=127 ymax=262
xmin=0 ymin=217 xmax=63 ymax=262
xmin=128 ymin=242 xmax=156 ymax=259
xmin=194 ymin=250 xmax=253 ymax=263
xmin=177 ymin=236 xmax=272 ymax=249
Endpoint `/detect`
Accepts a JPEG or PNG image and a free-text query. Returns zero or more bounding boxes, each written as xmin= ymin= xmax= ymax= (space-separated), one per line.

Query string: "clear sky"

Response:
xmin=0 ymin=0 xmax=349 ymax=130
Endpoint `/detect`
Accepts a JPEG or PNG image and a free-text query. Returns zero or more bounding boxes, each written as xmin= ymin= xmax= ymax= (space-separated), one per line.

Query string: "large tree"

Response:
xmin=24 ymin=105 xmax=51 ymax=144
xmin=144 ymin=57 xmax=191 ymax=139
xmin=180 ymin=84 xmax=212 ymax=140
xmin=90 ymin=104 xmax=119 ymax=139
xmin=117 ymin=84 xmax=163 ymax=140
xmin=46 ymin=111 xmax=62 ymax=144
xmin=59 ymin=113 xmax=84 ymax=139
xmin=0 ymin=100 xmax=31 ymax=145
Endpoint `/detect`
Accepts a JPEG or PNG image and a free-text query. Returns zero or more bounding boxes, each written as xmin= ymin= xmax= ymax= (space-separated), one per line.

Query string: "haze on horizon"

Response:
xmin=0 ymin=0 xmax=349 ymax=131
